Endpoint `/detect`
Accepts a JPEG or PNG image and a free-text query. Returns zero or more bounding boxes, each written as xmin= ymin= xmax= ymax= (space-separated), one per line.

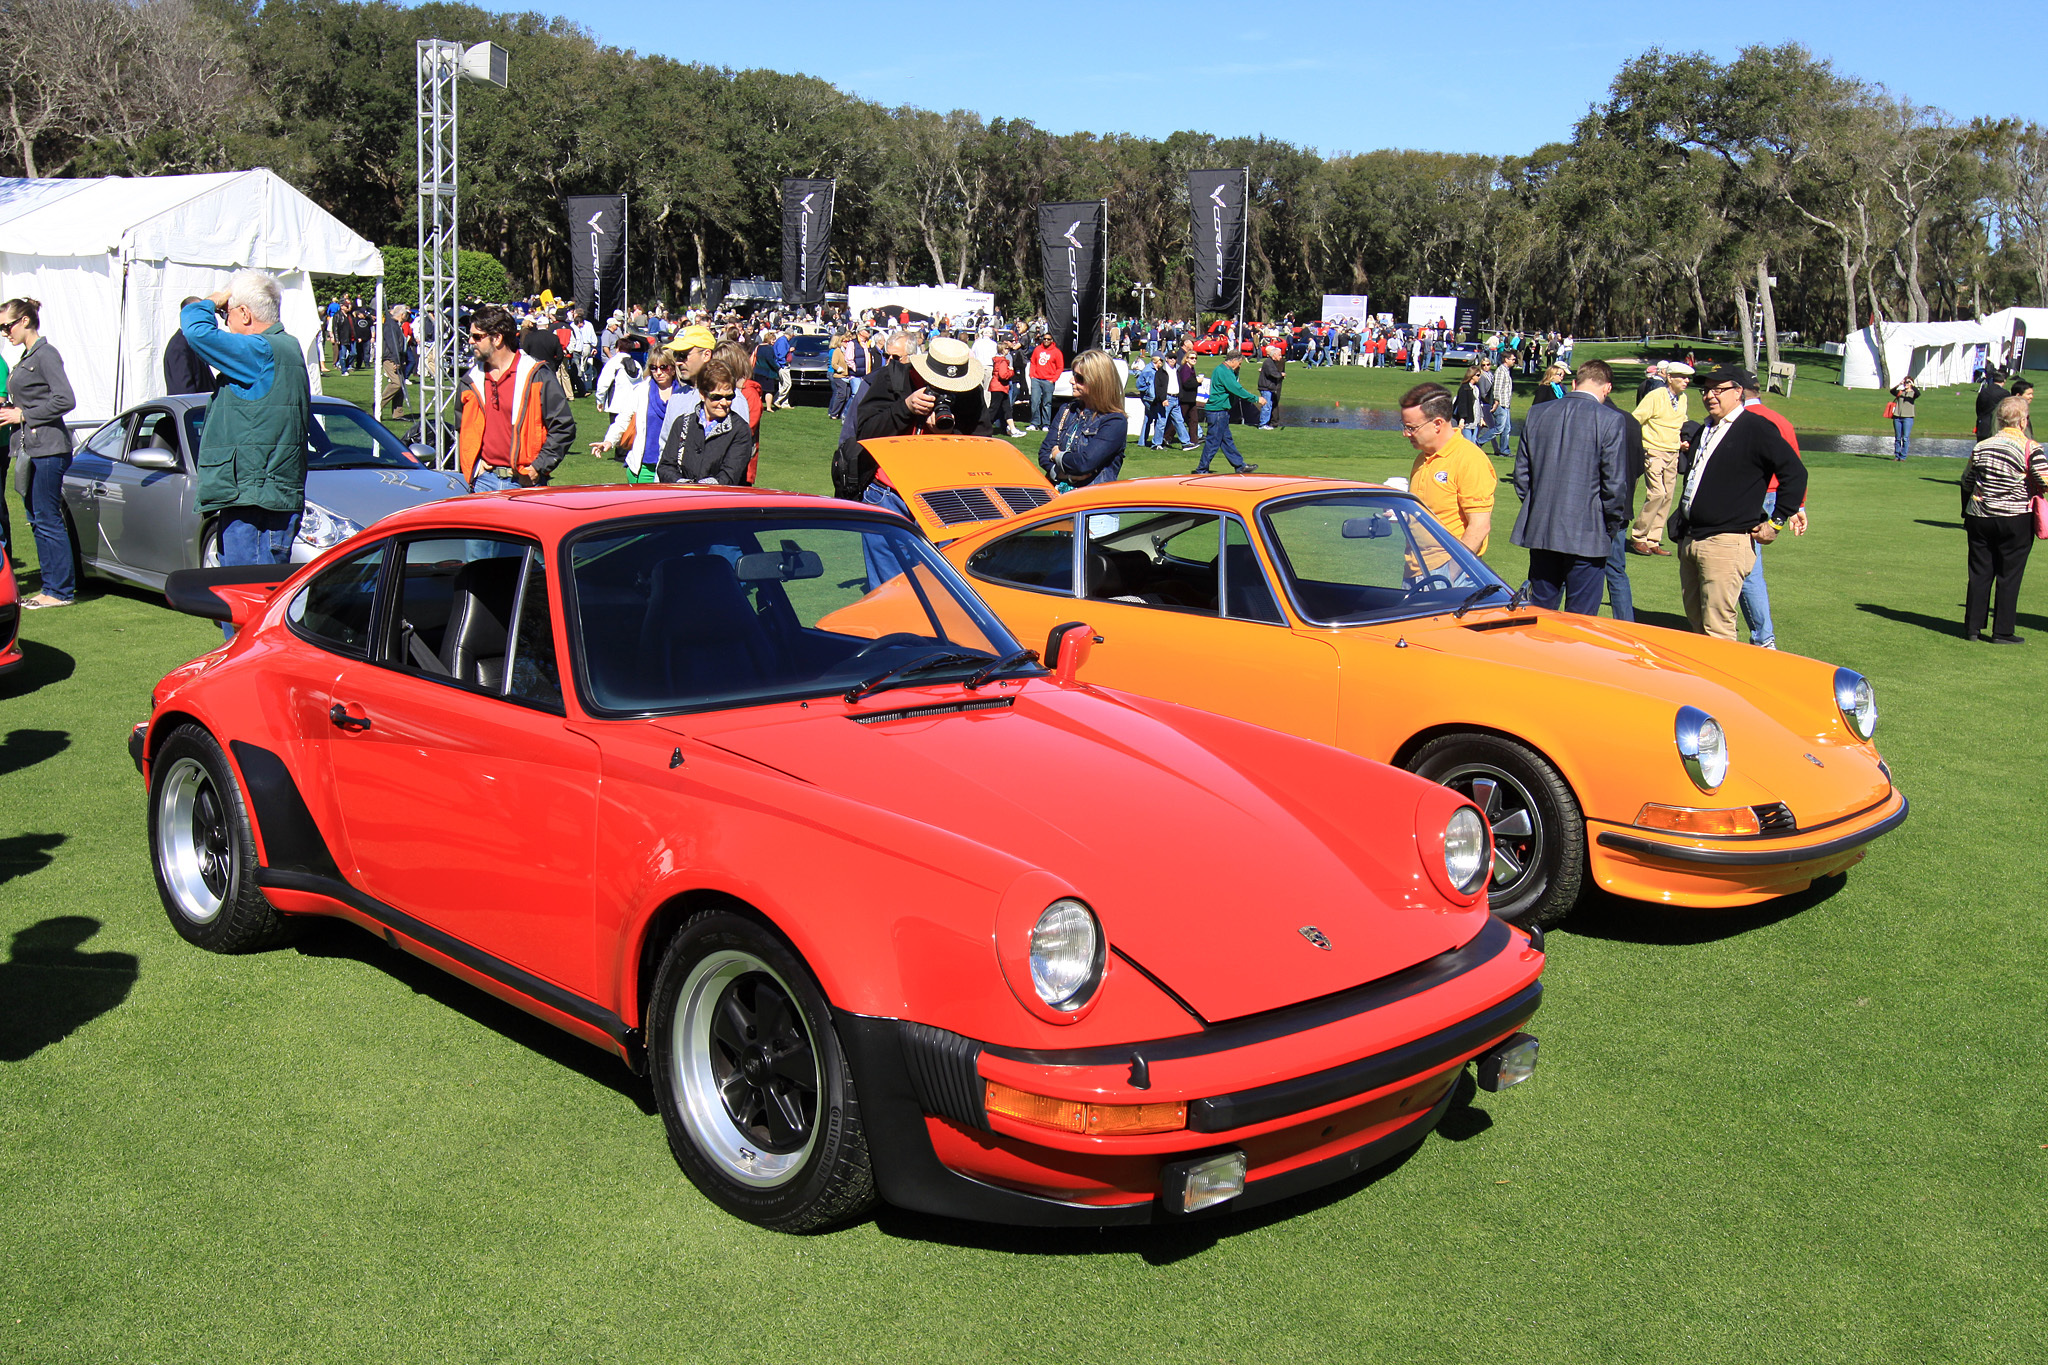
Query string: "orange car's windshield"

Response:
xmin=1259 ymin=492 xmax=1506 ymax=626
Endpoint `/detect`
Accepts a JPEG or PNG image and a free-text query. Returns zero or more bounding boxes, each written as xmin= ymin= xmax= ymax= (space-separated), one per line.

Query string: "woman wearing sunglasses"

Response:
xmin=1036 ymin=349 xmax=1128 ymax=491
xmin=0 ymin=298 xmax=78 ymax=607
xmin=657 ymin=358 xmax=754 ymax=486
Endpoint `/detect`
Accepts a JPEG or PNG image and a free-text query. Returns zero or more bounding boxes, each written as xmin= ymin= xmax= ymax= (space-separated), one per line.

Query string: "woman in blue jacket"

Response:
xmin=1038 ymin=350 xmax=1128 ymax=489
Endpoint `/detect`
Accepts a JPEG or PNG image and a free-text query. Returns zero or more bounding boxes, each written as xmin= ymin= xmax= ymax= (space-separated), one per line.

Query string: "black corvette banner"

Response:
xmin=1038 ymin=201 xmax=1105 ymax=359
xmin=563 ymin=194 xmax=627 ymax=319
xmin=1187 ymin=169 xmax=1246 ymax=314
xmin=781 ymin=179 xmax=836 ymax=309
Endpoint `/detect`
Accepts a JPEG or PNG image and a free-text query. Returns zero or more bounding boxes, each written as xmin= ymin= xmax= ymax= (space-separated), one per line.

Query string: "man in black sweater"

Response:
xmin=1975 ymin=368 xmax=2008 ymax=443
xmin=1672 ymin=366 xmax=1809 ymax=640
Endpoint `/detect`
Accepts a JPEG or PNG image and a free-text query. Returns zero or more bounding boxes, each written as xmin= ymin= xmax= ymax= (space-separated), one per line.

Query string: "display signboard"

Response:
xmin=1320 ymin=294 xmax=1369 ymax=326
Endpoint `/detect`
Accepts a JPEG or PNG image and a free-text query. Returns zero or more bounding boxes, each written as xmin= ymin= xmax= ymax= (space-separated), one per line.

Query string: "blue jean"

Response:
xmin=1198 ymin=411 xmax=1247 ymax=472
xmin=1604 ymin=522 xmax=1635 ymax=621
xmin=1892 ymin=415 xmax=1913 ymax=459
xmin=1141 ymin=399 xmax=1167 ymax=446
xmin=1257 ymin=391 xmax=1276 ymax=427
xmin=1030 ymin=378 xmax=1055 ymax=429
xmin=469 ymin=467 xmax=517 ymax=493
xmin=1484 ymin=403 xmax=1512 ymax=455
xmin=860 ymin=482 xmax=912 ymax=587
xmin=1159 ymin=401 xmax=1191 ymax=446
xmin=27 ymin=454 xmax=74 ymax=601
xmin=1740 ymin=491 xmax=1776 ymax=646
xmin=828 ymin=378 xmax=851 ymax=419
xmin=217 ymin=506 xmax=301 ymax=637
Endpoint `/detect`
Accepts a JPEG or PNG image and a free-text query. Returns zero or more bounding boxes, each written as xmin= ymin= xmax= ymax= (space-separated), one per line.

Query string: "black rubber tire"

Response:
xmin=147 ymin=724 xmax=292 ymax=952
xmin=648 ymin=910 xmax=876 ymax=1232
xmin=1408 ymin=732 xmax=1584 ymax=929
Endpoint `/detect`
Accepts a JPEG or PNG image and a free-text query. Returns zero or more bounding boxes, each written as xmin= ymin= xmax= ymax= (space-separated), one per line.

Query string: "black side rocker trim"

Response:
xmin=1596 ymin=794 xmax=1908 ymax=867
xmin=256 ymin=867 xmax=628 ymax=1046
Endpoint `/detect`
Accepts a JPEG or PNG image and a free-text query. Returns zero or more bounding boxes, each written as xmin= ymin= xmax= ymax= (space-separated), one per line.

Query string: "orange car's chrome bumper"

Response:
xmin=1588 ymin=790 xmax=1908 ymax=907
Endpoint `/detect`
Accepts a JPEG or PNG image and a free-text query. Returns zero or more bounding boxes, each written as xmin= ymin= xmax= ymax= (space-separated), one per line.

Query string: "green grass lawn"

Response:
xmin=2 ymin=364 xmax=2045 ymax=1363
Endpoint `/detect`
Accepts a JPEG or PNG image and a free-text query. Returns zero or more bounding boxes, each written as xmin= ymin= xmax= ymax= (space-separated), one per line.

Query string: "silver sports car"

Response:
xmin=64 ymin=396 xmax=471 ymax=591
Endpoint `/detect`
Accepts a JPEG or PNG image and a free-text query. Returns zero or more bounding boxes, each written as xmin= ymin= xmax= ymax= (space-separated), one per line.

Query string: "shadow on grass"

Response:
xmin=868 ymin=1082 xmax=1506 ymax=1263
xmin=0 ymin=831 xmax=66 ymax=887
xmin=1919 ymin=476 xmax=1961 ymax=487
xmin=0 ymin=915 xmax=138 ymax=1062
xmin=0 ymin=727 xmax=69 ymax=778
xmin=1856 ymin=603 xmax=1969 ymax=639
xmin=1562 ymin=872 xmax=1847 ymax=946
xmin=1913 ymin=520 xmax=1963 ymax=531
xmin=0 ymin=638 xmax=76 ymax=695
xmin=1631 ymin=607 xmax=1691 ymax=632
xmin=290 ymin=919 xmax=657 ymax=1117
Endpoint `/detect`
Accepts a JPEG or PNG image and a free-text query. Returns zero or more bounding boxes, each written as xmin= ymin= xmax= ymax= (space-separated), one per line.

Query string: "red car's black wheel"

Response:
xmin=648 ymin=911 xmax=875 ymax=1232
xmin=148 ymin=724 xmax=291 ymax=952
xmin=1409 ymin=733 xmax=1584 ymax=929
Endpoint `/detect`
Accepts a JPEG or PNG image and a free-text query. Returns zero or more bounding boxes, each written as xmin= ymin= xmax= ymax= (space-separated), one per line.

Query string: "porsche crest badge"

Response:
xmin=1298 ymin=925 xmax=1332 ymax=950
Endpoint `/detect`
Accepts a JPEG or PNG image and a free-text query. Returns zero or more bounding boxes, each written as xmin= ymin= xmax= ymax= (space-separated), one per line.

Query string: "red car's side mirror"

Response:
xmin=1045 ymin=621 xmax=1101 ymax=685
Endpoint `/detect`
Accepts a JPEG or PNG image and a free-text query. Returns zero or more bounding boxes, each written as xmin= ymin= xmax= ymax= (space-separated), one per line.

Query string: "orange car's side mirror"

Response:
xmin=1046 ymin=621 xmax=1101 ymax=685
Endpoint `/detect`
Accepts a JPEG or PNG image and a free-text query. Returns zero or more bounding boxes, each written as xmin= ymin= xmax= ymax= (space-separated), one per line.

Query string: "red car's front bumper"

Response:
xmin=836 ymin=918 xmax=1542 ymax=1224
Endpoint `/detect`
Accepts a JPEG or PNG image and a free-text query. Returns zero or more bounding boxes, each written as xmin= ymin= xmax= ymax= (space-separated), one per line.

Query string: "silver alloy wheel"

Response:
xmin=669 ymin=949 xmax=821 ymax=1189
xmin=1440 ymin=763 xmax=1543 ymax=900
xmin=156 ymin=756 xmax=233 ymax=923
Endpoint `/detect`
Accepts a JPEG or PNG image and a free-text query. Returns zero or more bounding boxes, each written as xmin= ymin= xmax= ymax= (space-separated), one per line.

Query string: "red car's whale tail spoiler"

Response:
xmin=164 ymin=565 xmax=297 ymax=624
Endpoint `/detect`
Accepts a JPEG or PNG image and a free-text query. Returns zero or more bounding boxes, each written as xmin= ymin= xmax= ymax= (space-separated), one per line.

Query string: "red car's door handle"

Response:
xmin=329 ymin=703 xmax=372 ymax=732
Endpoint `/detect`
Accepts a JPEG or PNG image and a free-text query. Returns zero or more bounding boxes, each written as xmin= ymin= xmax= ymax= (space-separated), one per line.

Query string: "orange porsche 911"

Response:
xmin=858 ymin=437 xmax=1907 ymax=928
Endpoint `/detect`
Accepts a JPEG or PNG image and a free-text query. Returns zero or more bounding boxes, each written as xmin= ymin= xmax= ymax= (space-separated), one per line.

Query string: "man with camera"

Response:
xmin=834 ymin=334 xmax=986 ymax=580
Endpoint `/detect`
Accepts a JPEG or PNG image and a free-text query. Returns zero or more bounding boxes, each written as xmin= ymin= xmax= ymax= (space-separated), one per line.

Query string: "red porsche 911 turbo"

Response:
xmin=134 ymin=486 xmax=1544 ymax=1231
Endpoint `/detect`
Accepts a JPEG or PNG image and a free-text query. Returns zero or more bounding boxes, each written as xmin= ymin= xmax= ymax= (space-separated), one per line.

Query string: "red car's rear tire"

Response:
xmin=148 ymin=724 xmax=292 ymax=952
xmin=648 ymin=910 xmax=876 ymax=1232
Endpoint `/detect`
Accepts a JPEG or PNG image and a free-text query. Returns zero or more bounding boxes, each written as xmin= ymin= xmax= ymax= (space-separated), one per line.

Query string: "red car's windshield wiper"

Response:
xmin=962 ymin=648 xmax=1040 ymax=690
xmin=844 ymin=651 xmax=984 ymax=705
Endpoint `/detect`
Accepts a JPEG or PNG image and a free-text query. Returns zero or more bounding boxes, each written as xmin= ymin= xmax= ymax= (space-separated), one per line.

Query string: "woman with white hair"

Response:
xmin=1961 ymin=392 xmax=2048 ymax=643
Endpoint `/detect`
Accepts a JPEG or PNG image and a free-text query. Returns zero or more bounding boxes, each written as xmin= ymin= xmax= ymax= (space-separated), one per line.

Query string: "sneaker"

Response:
xmin=1235 ymin=463 xmax=1259 ymax=474
xmin=1190 ymin=467 xmax=1212 ymax=475
xmin=1990 ymin=633 xmax=2027 ymax=644
xmin=23 ymin=593 xmax=73 ymax=609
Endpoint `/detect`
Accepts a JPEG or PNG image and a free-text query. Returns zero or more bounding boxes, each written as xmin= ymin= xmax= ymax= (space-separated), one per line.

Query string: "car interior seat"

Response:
xmin=639 ymin=554 xmax=785 ymax=698
xmin=441 ymin=556 xmax=523 ymax=689
xmin=1223 ymin=543 xmax=1282 ymax=622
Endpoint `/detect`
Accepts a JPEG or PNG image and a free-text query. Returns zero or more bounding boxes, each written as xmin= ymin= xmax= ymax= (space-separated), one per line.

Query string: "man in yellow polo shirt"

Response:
xmin=1628 ymin=361 xmax=1694 ymax=555
xmin=1400 ymin=382 xmax=1494 ymax=554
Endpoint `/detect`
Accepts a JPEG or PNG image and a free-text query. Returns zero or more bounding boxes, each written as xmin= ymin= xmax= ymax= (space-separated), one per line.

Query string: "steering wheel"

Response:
xmin=1410 ymin=573 xmax=1455 ymax=594
xmin=846 ymin=632 xmax=933 ymax=664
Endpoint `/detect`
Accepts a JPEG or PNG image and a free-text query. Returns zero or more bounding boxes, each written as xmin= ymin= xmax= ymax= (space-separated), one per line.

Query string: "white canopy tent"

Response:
xmin=848 ymin=284 xmax=996 ymax=324
xmin=0 ymin=169 xmax=383 ymax=427
xmin=1840 ymin=319 xmax=1998 ymax=390
xmin=1976 ymin=306 xmax=2048 ymax=374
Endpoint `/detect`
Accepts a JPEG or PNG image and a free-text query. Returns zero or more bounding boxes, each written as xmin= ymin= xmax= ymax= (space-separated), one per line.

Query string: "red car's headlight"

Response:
xmin=1416 ymin=799 xmax=1491 ymax=905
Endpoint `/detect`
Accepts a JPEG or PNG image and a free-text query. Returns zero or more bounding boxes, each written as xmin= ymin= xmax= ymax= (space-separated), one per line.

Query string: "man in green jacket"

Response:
xmin=179 ymin=271 xmax=311 ymax=572
xmin=1196 ymin=354 xmax=1260 ymax=475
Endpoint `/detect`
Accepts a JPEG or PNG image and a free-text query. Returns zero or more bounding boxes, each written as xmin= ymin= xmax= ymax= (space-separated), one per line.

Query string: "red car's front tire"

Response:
xmin=648 ymin=910 xmax=876 ymax=1232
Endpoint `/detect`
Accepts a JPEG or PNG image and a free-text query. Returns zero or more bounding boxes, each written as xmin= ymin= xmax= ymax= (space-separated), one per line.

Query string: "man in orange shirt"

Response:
xmin=1400 ymin=382 xmax=1495 ymax=554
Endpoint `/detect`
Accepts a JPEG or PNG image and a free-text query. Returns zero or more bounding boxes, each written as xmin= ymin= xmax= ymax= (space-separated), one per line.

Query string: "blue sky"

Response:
xmin=552 ymin=0 xmax=2045 ymax=157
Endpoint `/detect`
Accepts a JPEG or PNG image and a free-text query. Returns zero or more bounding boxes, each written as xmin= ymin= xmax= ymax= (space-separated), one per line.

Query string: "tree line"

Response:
xmin=6 ymin=0 xmax=2046 ymax=341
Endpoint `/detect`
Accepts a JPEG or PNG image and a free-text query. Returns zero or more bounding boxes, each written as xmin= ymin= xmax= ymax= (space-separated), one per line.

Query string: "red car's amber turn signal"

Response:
xmin=984 ymin=1081 xmax=1188 ymax=1135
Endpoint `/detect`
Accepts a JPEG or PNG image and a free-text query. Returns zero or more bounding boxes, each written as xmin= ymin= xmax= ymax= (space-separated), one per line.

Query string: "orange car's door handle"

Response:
xmin=329 ymin=703 xmax=372 ymax=732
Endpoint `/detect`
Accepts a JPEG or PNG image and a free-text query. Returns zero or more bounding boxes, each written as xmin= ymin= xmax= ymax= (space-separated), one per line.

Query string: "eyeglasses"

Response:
xmin=704 ymin=391 xmax=737 ymax=401
xmin=468 ymin=331 xmax=490 ymax=341
xmin=1400 ymin=417 xmax=1442 ymax=434
xmin=1703 ymin=384 xmax=1740 ymax=398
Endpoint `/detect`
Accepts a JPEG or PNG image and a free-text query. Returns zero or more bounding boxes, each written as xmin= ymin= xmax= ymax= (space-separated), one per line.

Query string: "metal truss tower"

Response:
xmin=412 ymin=39 xmax=506 ymax=465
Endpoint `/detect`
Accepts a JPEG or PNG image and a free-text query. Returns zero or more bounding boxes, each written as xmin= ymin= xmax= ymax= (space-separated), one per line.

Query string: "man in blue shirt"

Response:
xmin=178 ymin=271 xmax=310 ymax=579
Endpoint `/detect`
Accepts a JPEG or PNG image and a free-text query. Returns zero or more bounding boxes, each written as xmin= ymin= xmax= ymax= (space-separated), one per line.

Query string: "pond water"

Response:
xmin=1263 ymin=401 xmax=1976 ymax=457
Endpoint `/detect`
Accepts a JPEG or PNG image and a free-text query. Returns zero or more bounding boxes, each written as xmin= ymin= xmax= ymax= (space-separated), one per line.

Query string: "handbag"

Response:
xmin=1883 ymin=400 xmax=1897 ymax=419
xmin=2032 ymin=494 xmax=2048 ymax=540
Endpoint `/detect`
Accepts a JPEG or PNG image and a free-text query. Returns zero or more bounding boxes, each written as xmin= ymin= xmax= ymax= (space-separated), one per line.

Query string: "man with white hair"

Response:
xmin=177 ymin=269 xmax=311 ymax=577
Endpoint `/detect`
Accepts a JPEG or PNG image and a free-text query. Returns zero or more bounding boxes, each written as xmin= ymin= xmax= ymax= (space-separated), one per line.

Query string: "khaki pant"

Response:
xmin=1678 ymin=533 xmax=1757 ymax=640
xmin=1631 ymin=447 xmax=1679 ymax=544
xmin=380 ymin=359 xmax=407 ymax=415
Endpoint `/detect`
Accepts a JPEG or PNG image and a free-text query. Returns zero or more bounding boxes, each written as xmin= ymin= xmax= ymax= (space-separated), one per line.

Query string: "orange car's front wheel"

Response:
xmin=1409 ymin=734 xmax=1584 ymax=929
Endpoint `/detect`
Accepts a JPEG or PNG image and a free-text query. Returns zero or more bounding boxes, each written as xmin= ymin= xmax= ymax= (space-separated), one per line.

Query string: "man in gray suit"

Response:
xmin=1511 ymin=358 xmax=1629 ymax=614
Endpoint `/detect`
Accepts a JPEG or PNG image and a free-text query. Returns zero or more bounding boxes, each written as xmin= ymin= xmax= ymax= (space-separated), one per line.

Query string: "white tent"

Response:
xmin=0 ymin=169 xmax=382 ymax=427
xmin=1840 ymin=319 xmax=1999 ymax=390
xmin=848 ymin=284 xmax=996 ymax=324
xmin=1976 ymin=306 xmax=2048 ymax=374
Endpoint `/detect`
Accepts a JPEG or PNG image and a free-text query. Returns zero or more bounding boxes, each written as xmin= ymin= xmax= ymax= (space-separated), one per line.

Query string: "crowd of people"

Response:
xmin=0 ymin=274 xmax=2039 ymax=649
